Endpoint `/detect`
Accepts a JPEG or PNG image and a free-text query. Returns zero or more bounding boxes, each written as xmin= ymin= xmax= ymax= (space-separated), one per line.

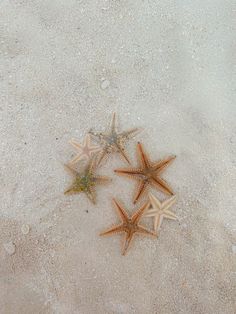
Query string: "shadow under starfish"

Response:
xmin=115 ymin=142 xmax=176 ymax=204
xmin=89 ymin=112 xmax=141 ymax=165
xmin=64 ymin=155 xmax=111 ymax=204
xmin=100 ymin=199 xmax=157 ymax=255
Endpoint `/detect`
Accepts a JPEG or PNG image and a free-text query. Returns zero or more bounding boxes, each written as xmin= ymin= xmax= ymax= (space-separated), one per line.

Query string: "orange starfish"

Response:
xmin=100 ymin=199 xmax=156 ymax=255
xmin=89 ymin=113 xmax=141 ymax=165
xmin=64 ymin=156 xmax=110 ymax=204
xmin=115 ymin=142 xmax=176 ymax=204
xmin=68 ymin=134 xmax=102 ymax=165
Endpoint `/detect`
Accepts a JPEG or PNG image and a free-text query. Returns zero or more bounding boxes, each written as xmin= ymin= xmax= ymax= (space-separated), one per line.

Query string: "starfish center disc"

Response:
xmin=75 ymin=174 xmax=94 ymax=191
xmin=139 ymin=168 xmax=154 ymax=180
xmin=124 ymin=220 xmax=137 ymax=232
xmin=108 ymin=134 xmax=117 ymax=144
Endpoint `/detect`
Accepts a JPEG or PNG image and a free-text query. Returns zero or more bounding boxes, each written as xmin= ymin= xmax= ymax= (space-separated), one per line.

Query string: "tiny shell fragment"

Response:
xmin=21 ymin=224 xmax=30 ymax=235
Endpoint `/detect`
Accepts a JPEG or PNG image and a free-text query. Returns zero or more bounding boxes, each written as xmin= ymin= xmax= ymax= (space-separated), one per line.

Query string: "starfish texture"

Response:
xmin=64 ymin=156 xmax=110 ymax=204
xmin=115 ymin=142 xmax=176 ymax=204
xmin=100 ymin=199 xmax=156 ymax=255
xmin=145 ymin=193 xmax=178 ymax=232
xmin=89 ymin=112 xmax=141 ymax=165
xmin=69 ymin=134 xmax=102 ymax=165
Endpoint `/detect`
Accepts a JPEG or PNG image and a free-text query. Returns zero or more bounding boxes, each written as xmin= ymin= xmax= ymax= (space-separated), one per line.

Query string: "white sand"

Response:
xmin=0 ymin=1 xmax=235 ymax=313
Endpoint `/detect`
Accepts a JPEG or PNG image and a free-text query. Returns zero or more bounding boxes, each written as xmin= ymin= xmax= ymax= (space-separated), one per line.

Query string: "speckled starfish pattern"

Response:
xmin=89 ymin=113 xmax=141 ymax=165
xmin=115 ymin=142 xmax=176 ymax=204
xmin=100 ymin=199 xmax=157 ymax=255
xmin=64 ymin=156 xmax=111 ymax=204
xmin=145 ymin=193 xmax=178 ymax=232
xmin=68 ymin=134 xmax=102 ymax=165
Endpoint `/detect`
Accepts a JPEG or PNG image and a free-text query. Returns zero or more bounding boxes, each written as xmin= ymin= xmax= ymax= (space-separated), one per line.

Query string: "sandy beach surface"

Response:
xmin=0 ymin=1 xmax=235 ymax=313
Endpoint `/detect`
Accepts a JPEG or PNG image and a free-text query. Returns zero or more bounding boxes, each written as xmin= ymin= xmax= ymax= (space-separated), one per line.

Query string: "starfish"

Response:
xmin=115 ymin=142 xmax=176 ymax=204
xmin=64 ymin=156 xmax=110 ymax=204
xmin=68 ymin=134 xmax=102 ymax=165
xmin=145 ymin=193 xmax=178 ymax=232
xmin=100 ymin=199 xmax=157 ymax=255
xmin=89 ymin=112 xmax=141 ymax=165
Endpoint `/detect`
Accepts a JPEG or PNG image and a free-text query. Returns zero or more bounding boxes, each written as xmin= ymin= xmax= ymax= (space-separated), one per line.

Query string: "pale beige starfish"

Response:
xmin=69 ymin=134 xmax=102 ymax=165
xmin=145 ymin=193 xmax=178 ymax=232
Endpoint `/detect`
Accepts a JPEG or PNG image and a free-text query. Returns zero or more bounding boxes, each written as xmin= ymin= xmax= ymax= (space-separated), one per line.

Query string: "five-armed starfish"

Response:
xmin=145 ymin=193 xmax=178 ymax=232
xmin=68 ymin=134 xmax=102 ymax=165
xmin=115 ymin=142 xmax=176 ymax=204
xmin=89 ymin=113 xmax=141 ymax=165
xmin=64 ymin=156 xmax=110 ymax=204
xmin=100 ymin=199 xmax=156 ymax=255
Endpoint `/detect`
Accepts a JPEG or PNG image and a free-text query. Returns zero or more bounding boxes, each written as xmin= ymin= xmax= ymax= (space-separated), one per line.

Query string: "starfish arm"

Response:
xmin=113 ymin=199 xmax=129 ymax=222
xmin=85 ymin=135 xmax=102 ymax=154
xmin=89 ymin=146 xmax=102 ymax=154
xmin=69 ymin=139 xmax=83 ymax=151
xmin=136 ymin=225 xmax=157 ymax=237
xmin=84 ymin=134 xmax=91 ymax=146
xmin=122 ymin=232 xmax=134 ymax=255
xmin=148 ymin=193 xmax=162 ymax=209
xmin=120 ymin=127 xmax=142 ymax=140
xmin=87 ymin=155 xmax=98 ymax=173
xmin=133 ymin=180 xmax=148 ymax=204
xmin=96 ymin=149 xmax=108 ymax=166
xmin=163 ymin=211 xmax=178 ymax=220
xmin=63 ymin=163 xmax=78 ymax=176
xmin=132 ymin=201 xmax=150 ymax=223
xmin=68 ymin=153 xmax=86 ymax=165
xmin=144 ymin=209 xmax=159 ymax=217
xmin=110 ymin=112 xmax=117 ymax=133
xmin=93 ymin=175 xmax=111 ymax=184
xmin=114 ymin=168 xmax=142 ymax=179
xmin=64 ymin=184 xmax=77 ymax=195
xmin=152 ymin=215 xmax=159 ymax=231
xmin=85 ymin=187 xmax=96 ymax=204
xmin=100 ymin=224 xmax=125 ymax=236
xmin=153 ymin=155 xmax=176 ymax=174
xmin=116 ymin=145 xmax=131 ymax=164
xmin=150 ymin=176 xmax=174 ymax=195
xmin=162 ymin=195 xmax=177 ymax=211
xmin=64 ymin=186 xmax=72 ymax=195
xmin=156 ymin=215 xmax=164 ymax=231
xmin=89 ymin=129 xmax=106 ymax=141
xmin=137 ymin=142 xmax=151 ymax=168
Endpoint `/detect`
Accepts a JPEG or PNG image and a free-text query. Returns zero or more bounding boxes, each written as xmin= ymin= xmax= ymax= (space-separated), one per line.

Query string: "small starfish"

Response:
xmin=68 ymin=134 xmax=102 ymax=165
xmin=64 ymin=156 xmax=110 ymax=204
xmin=100 ymin=199 xmax=156 ymax=255
xmin=89 ymin=112 xmax=141 ymax=165
xmin=115 ymin=142 xmax=176 ymax=204
xmin=145 ymin=193 xmax=178 ymax=232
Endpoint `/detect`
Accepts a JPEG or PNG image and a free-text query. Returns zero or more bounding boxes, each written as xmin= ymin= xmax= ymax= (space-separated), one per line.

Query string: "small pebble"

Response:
xmin=101 ymin=79 xmax=110 ymax=90
xmin=21 ymin=224 xmax=30 ymax=235
xmin=3 ymin=241 xmax=16 ymax=255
